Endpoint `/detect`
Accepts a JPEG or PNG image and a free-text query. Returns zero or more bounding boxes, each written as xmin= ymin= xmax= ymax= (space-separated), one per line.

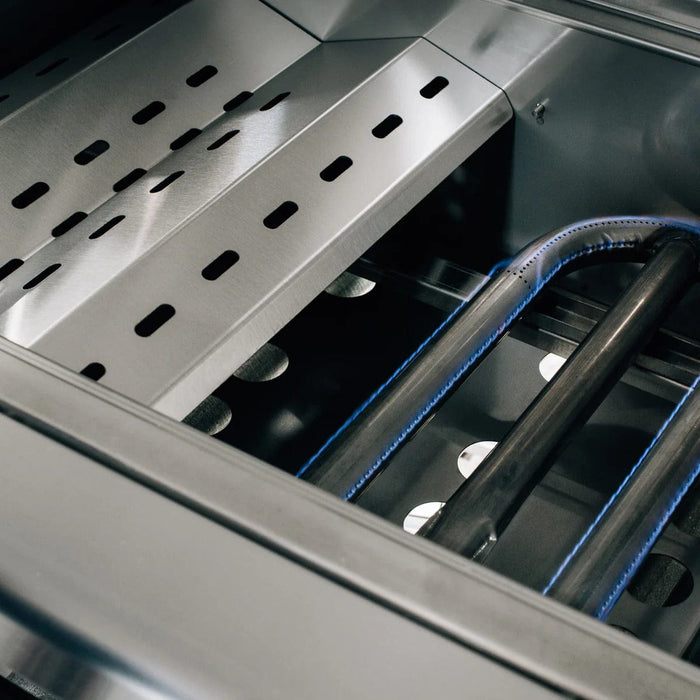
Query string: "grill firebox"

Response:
xmin=0 ymin=1 xmax=700 ymax=698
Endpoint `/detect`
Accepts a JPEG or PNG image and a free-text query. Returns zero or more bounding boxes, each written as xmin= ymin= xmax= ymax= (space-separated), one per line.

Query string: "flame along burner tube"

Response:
xmin=297 ymin=217 xmax=700 ymax=502
xmin=421 ymin=238 xmax=698 ymax=558
xmin=544 ymin=373 xmax=700 ymax=618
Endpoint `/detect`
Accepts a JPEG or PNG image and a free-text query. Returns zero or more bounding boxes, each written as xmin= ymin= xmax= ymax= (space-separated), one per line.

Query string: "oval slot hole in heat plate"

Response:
xmin=80 ymin=362 xmax=106 ymax=381
xmin=89 ymin=215 xmax=125 ymax=240
xmin=320 ymin=156 xmax=353 ymax=182
xmin=202 ymin=250 xmax=239 ymax=281
xmin=259 ymin=92 xmax=290 ymax=111
xmin=74 ymin=139 xmax=110 ymax=165
xmin=186 ymin=65 xmax=218 ymax=87
xmin=170 ymin=128 xmax=201 ymax=151
xmin=420 ymin=76 xmax=449 ymax=99
xmin=263 ymin=201 xmax=298 ymax=229
xmin=224 ymin=91 xmax=253 ymax=112
xmin=12 ymin=182 xmax=49 ymax=209
xmin=113 ymin=169 xmax=146 ymax=192
xmin=132 ymin=101 xmax=166 ymax=125
xmin=52 ymin=211 xmax=87 ymax=237
xmin=372 ymin=114 xmax=402 ymax=139
xmin=150 ymin=171 xmax=184 ymax=193
xmin=35 ymin=57 xmax=68 ymax=77
xmin=23 ymin=263 xmax=60 ymax=290
xmin=135 ymin=304 xmax=176 ymax=337
xmin=207 ymin=130 xmax=239 ymax=151
xmin=0 ymin=259 xmax=23 ymax=283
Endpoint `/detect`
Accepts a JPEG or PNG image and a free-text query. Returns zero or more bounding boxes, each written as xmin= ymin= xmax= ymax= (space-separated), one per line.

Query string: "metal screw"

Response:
xmin=532 ymin=102 xmax=546 ymax=125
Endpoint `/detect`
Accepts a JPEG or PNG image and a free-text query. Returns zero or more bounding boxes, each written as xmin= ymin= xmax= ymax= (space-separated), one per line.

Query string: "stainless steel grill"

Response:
xmin=0 ymin=1 xmax=699 ymax=698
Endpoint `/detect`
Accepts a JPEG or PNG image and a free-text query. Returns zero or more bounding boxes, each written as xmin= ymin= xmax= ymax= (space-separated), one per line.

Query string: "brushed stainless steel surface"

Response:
xmin=0 ymin=612 xmax=158 ymax=700
xmin=0 ymin=0 xmax=317 ymax=264
xmin=0 ymin=410 xmax=559 ymax=700
xmin=5 ymin=38 xmax=510 ymax=419
xmin=268 ymin=0 xmax=700 ymax=61
xmin=506 ymin=0 xmax=700 ymax=61
xmin=572 ymin=0 xmax=700 ymax=34
xmin=429 ymin=2 xmax=700 ymax=251
xmin=0 ymin=339 xmax=698 ymax=699
xmin=427 ymin=1 xmax=571 ymax=100
xmin=0 ymin=1 xmax=698 ymax=695
xmin=264 ymin=0 xmax=462 ymax=40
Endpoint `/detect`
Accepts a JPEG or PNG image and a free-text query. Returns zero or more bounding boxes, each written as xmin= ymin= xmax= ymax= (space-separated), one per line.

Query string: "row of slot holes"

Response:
xmin=1 ymin=126 xmax=243 ymax=282
xmin=32 ymin=19 xmax=128 ymax=78
xmin=6 ymin=75 xmax=447 ymax=270
xmin=0 ymin=0 xmax=187 ymax=105
xmin=10 ymin=76 xmax=412 ymax=212
xmin=7 ymin=82 xmax=391 ymax=263
xmin=10 ymin=74 xmax=450 ymax=209
xmin=85 ymin=267 xmax=375 ymax=386
xmin=11 ymin=71 xmax=449 ymax=212
xmin=7 ymin=75 xmax=449 ymax=379
xmin=0 ymin=23 xmax=125 ymax=105
xmin=6 ymin=33 xmax=451 ymax=167
xmin=79 ymin=250 xmax=241 ymax=380
xmin=10 ymin=84 xmax=284 ymax=210
xmin=75 ymin=128 xmax=369 ymax=367
xmin=85 ymin=267 xmax=375 ymax=389
xmin=2 ymin=99 xmax=320 ymax=281
xmin=13 ymin=123 xmax=241 ymax=214
xmin=253 ymin=79 xmax=453 ymax=230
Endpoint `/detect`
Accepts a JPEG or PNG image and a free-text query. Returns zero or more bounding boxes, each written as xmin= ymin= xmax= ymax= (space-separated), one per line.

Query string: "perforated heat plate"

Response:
xmin=0 ymin=0 xmax=511 ymax=418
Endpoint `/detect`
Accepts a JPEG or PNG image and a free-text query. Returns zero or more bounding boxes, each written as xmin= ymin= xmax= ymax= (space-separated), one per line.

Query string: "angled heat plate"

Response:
xmin=0 ymin=2 xmax=511 ymax=419
xmin=0 ymin=0 xmax=317 ymax=262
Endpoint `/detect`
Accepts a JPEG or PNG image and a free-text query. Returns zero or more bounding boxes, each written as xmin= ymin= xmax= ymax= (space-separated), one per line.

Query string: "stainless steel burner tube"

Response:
xmin=422 ymin=239 xmax=697 ymax=558
xmin=298 ymin=217 xmax=699 ymax=500
xmin=544 ymin=374 xmax=700 ymax=617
